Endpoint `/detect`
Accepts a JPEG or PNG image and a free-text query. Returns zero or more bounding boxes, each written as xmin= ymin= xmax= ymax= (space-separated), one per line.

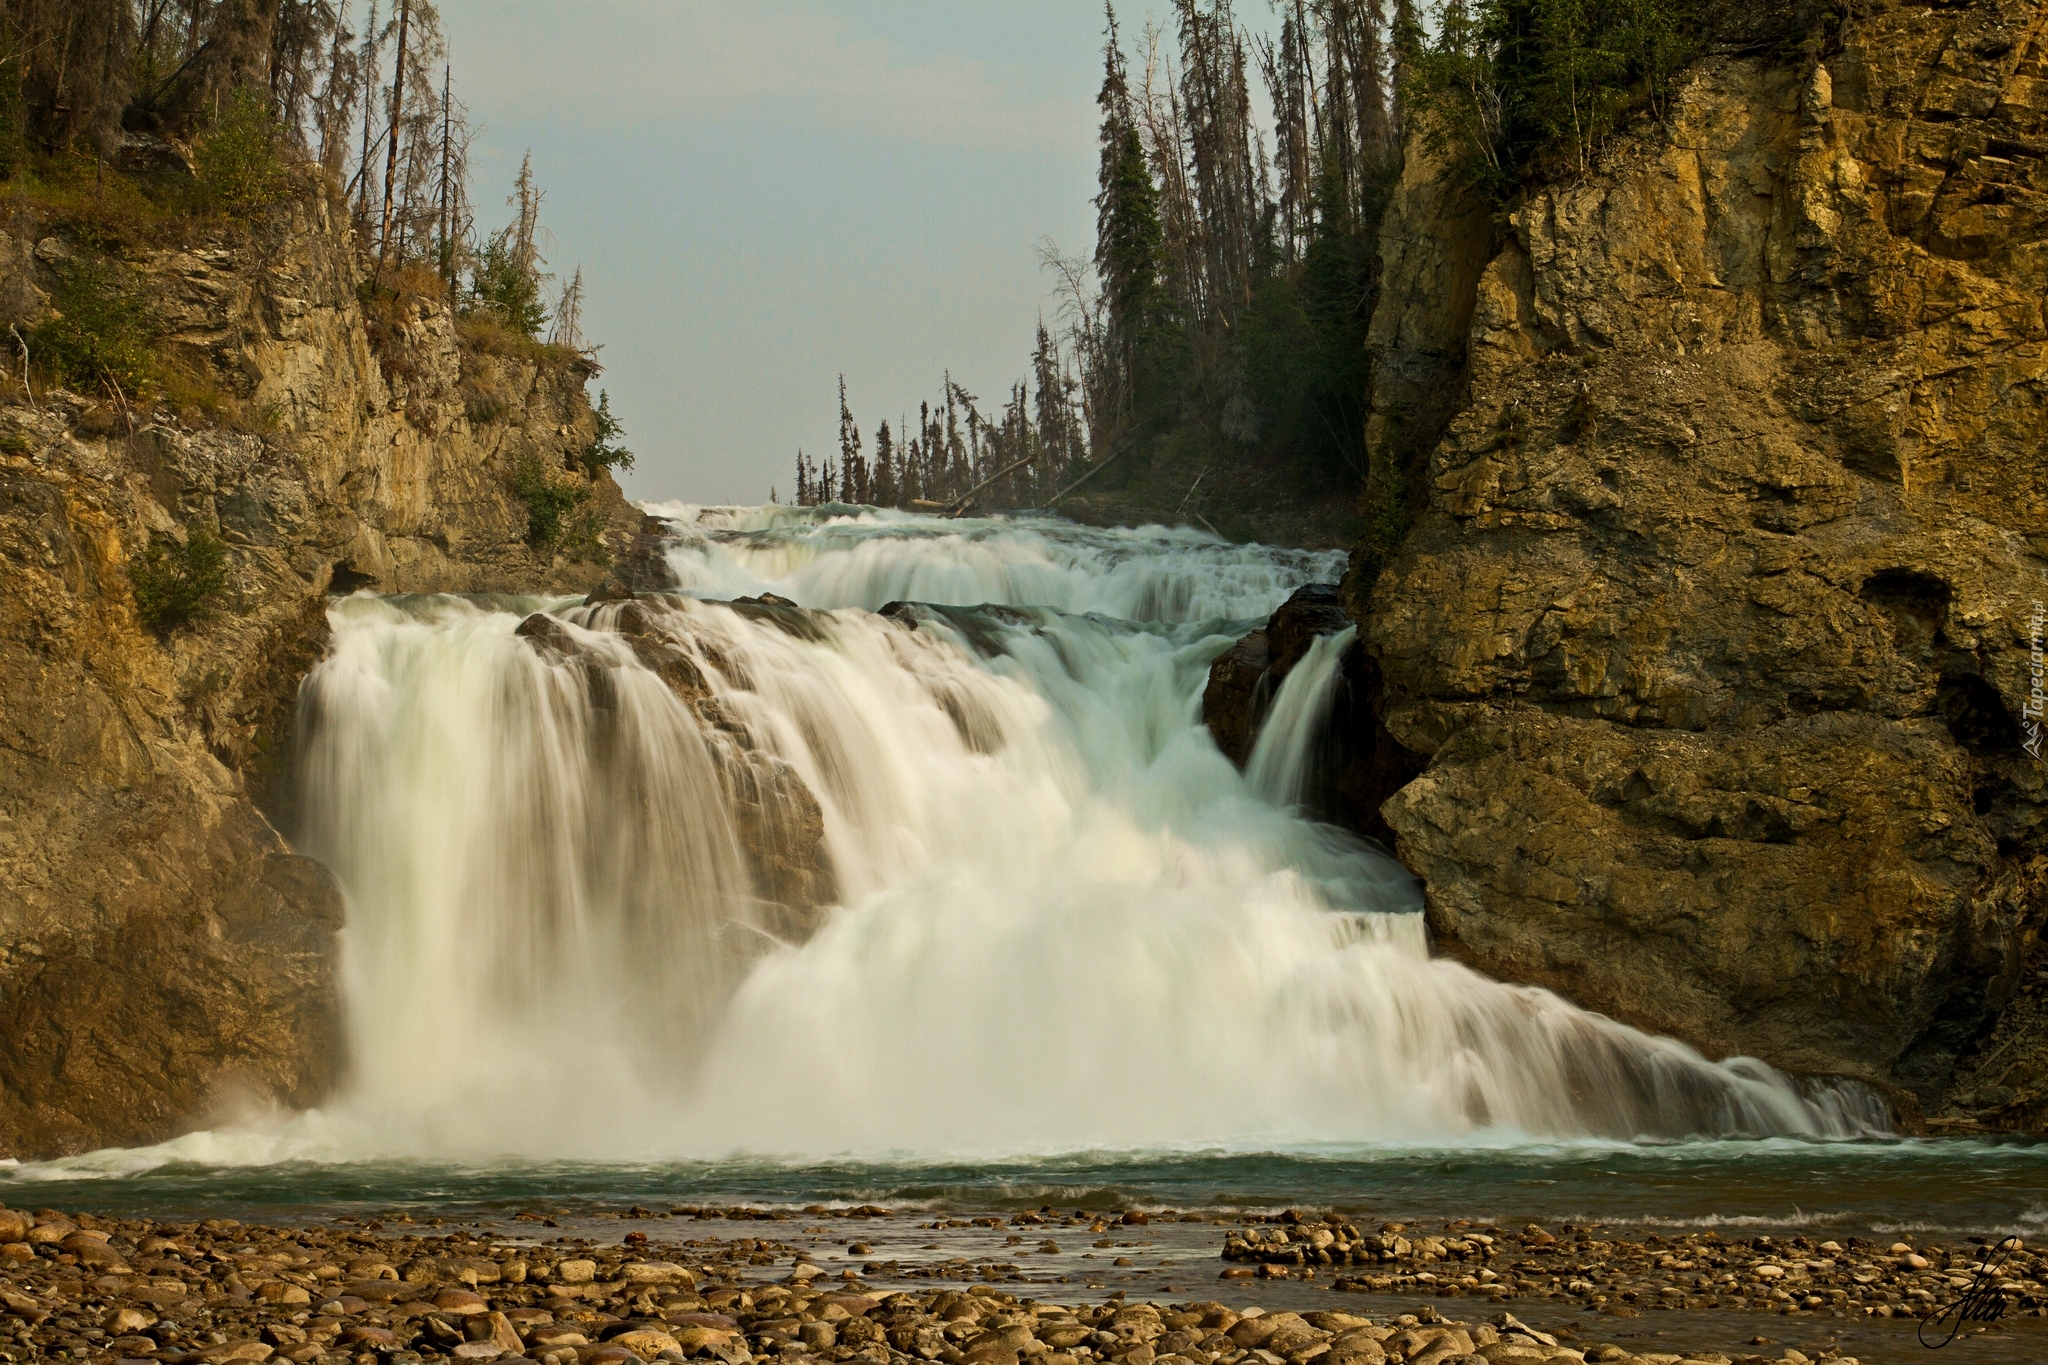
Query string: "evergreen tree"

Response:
xmin=898 ymin=416 xmax=921 ymax=504
xmin=1032 ymin=321 xmax=1075 ymax=496
xmin=1094 ymin=3 xmax=1175 ymax=429
xmin=873 ymin=419 xmax=897 ymax=508
xmin=837 ymin=375 xmax=868 ymax=505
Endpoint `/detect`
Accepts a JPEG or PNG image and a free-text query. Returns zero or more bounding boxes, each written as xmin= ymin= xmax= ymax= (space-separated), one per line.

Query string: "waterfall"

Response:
xmin=1246 ymin=625 xmax=1358 ymax=810
xmin=293 ymin=507 xmax=1886 ymax=1160
xmin=638 ymin=501 xmax=1347 ymax=620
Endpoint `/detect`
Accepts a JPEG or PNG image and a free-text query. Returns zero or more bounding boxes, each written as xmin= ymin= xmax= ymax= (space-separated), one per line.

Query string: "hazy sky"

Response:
xmin=437 ymin=1 xmax=1229 ymax=506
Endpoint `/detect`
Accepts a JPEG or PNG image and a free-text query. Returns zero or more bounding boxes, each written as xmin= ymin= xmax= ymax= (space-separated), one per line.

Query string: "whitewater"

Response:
xmin=12 ymin=506 xmax=1894 ymax=1180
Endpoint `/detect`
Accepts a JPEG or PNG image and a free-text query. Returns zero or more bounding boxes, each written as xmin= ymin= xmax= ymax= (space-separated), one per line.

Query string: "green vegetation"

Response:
xmin=32 ymin=252 xmax=158 ymax=395
xmin=509 ymin=453 xmax=606 ymax=561
xmin=191 ymin=86 xmax=292 ymax=216
xmin=1405 ymin=0 xmax=1700 ymax=201
xmin=468 ymin=154 xmax=551 ymax=338
xmin=469 ymin=236 xmax=548 ymax=338
xmin=131 ymin=530 xmax=229 ymax=635
xmin=580 ymin=390 xmax=633 ymax=476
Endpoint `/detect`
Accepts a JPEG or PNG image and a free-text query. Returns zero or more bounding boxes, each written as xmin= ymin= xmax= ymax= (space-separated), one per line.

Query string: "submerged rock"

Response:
xmin=513 ymin=601 xmax=836 ymax=940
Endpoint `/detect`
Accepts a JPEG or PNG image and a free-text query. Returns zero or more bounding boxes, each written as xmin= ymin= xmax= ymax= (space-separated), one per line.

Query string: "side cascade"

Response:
xmin=294 ymin=507 xmax=1891 ymax=1158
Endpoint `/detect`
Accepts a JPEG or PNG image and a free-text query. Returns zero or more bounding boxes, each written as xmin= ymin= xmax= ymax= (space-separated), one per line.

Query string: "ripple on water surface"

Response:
xmin=4 ymin=1140 xmax=2043 ymax=1240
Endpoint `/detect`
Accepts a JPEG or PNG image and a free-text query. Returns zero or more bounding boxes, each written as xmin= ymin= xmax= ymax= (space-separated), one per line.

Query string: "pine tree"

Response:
xmin=1032 ymin=321 xmax=1076 ymax=495
xmin=873 ymin=419 xmax=897 ymax=508
xmin=837 ymin=375 xmax=869 ymax=505
xmin=918 ymin=400 xmax=936 ymax=500
xmin=1095 ymin=3 xmax=1174 ymax=428
xmin=898 ymin=415 xmax=920 ymax=503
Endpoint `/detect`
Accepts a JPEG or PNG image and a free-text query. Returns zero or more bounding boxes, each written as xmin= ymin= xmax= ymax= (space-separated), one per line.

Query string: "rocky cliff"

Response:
xmin=0 ymin=187 xmax=644 ymax=1158
xmin=1370 ymin=0 xmax=2048 ymax=1127
xmin=1214 ymin=0 xmax=2048 ymax=1128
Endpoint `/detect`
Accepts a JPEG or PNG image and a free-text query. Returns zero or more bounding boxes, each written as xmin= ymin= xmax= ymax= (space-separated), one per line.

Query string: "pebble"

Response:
xmin=1222 ymin=1215 xmax=2045 ymax=1324
xmin=0 ymin=1204 xmax=2034 ymax=1365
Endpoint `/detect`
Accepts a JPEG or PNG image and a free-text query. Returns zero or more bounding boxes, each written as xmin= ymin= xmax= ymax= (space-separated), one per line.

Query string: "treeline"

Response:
xmin=798 ymin=0 xmax=1701 ymax=530
xmin=794 ymin=340 xmax=1086 ymax=511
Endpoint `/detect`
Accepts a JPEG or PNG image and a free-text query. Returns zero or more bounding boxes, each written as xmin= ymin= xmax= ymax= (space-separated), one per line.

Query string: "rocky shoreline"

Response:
xmin=1215 ymin=1215 xmax=2042 ymax=1320
xmin=1 ymin=1206 xmax=2039 ymax=1365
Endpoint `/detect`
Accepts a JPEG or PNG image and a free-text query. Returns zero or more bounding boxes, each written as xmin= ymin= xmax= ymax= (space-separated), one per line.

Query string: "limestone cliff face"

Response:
xmin=0 ymin=191 xmax=640 ymax=1158
xmin=1348 ymin=0 xmax=2048 ymax=1126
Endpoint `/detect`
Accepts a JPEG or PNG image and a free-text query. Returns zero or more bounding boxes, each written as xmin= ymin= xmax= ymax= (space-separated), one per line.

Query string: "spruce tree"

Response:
xmin=874 ymin=420 xmax=897 ymax=508
xmin=1094 ymin=3 xmax=1174 ymax=428
xmin=837 ymin=377 xmax=868 ymax=505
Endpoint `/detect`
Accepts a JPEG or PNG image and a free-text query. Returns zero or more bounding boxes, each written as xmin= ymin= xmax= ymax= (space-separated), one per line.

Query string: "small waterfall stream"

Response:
xmin=291 ymin=507 xmax=1885 ymax=1159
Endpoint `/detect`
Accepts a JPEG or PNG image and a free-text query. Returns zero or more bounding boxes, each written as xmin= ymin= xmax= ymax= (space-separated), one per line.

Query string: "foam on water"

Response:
xmin=636 ymin=501 xmax=1346 ymax=621
xmin=259 ymin=508 xmax=1889 ymax=1161
xmin=8 ymin=507 xmax=1898 ymax=1184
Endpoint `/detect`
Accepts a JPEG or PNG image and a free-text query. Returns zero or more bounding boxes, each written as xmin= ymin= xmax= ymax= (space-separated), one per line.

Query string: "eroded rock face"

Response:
xmin=1355 ymin=0 xmax=2048 ymax=1123
xmin=0 ymin=194 xmax=641 ymax=1157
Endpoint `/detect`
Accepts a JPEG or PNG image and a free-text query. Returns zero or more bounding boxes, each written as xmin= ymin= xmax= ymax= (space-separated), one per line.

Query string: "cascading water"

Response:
xmin=1246 ymin=626 xmax=1358 ymax=811
xmin=291 ymin=506 xmax=1886 ymax=1160
xmin=639 ymin=501 xmax=1348 ymax=618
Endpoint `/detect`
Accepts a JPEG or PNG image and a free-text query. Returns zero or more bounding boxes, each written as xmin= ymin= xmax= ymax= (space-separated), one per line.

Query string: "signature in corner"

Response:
xmin=1918 ymin=1235 xmax=2021 ymax=1349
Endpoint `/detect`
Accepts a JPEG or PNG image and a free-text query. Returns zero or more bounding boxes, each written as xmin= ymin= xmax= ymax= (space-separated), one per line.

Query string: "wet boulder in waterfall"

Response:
xmin=512 ymin=600 xmax=836 ymax=941
xmin=614 ymin=512 xmax=685 ymax=592
xmin=727 ymin=594 xmax=827 ymax=643
xmin=721 ymin=751 xmax=835 ymax=943
xmin=611 ymin=603 xmax=710 ymax=700
xmin=515 ymin=613 xmax=622 ymax=712
xmin=1202 ymin=584 xmax=1423 ymax=843
xmin=1203 ymin=584 xmax=1350 ymax=765
xmin=1203 ymin=629 xmax=1270 ymax=768
xmin=514 ymin=611 xmax=579 ymax=658
xmin=1264 ymin=584 xmax=1352 ymax=673
xmin=877 ymin=601 xmax=921 ymax=630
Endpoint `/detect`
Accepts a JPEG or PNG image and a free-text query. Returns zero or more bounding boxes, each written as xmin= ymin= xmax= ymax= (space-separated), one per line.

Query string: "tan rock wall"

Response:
xmin=0 ymin=190 xmax=639 ymax=1157
xmin=1357 ymin=0 xmax=2048 ymax=1124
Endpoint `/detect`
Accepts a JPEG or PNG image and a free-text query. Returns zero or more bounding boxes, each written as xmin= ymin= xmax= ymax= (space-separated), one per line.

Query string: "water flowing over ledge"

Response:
xmin=637 ymin=502 xmax=1348 ymax=620
xmin=256 ymin=507 xmax=1889 ymax=1164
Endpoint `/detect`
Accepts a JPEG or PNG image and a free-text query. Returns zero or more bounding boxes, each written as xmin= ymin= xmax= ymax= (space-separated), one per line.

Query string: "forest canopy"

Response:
xmin=795 ymin=0 xmax=1701 ymax=541
xmin=2 ymin=1 xmax=595 ymax=353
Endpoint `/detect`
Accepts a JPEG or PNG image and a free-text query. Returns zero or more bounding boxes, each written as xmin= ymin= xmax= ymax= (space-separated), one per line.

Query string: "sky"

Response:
xmin=435 ymin=0 xmax=1245 ymax=506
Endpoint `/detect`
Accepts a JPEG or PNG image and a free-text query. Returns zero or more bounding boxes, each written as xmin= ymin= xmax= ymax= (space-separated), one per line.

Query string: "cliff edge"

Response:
xmin=0 ymin=187 xmax=641 ymax=1157
xmin=1357 ymin=0 xmax=2048 ymax=1126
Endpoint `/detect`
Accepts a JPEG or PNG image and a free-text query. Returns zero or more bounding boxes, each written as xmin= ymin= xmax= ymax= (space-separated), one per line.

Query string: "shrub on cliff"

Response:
xmin=32 ymin=252 xmax=158 ymax=395
xmin=468 ymin=153 xmax=550 ymax=338
xmin=580 ymin=390 xmax=633 ymax=477
xmin=509 ymin=454 xmax=607 ymax=561
xmin=191 ymin=86 xmax=292 ymax=216
xmin=1403 ymin=0 xmax=1699 ymax=200
xmin=131 ymin=530 xmax=229 ymax=635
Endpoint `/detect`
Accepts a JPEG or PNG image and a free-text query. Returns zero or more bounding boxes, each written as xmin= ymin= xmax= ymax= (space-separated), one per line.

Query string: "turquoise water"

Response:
xmin=5 ymin=1140 xmax=2043 ymax=1239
